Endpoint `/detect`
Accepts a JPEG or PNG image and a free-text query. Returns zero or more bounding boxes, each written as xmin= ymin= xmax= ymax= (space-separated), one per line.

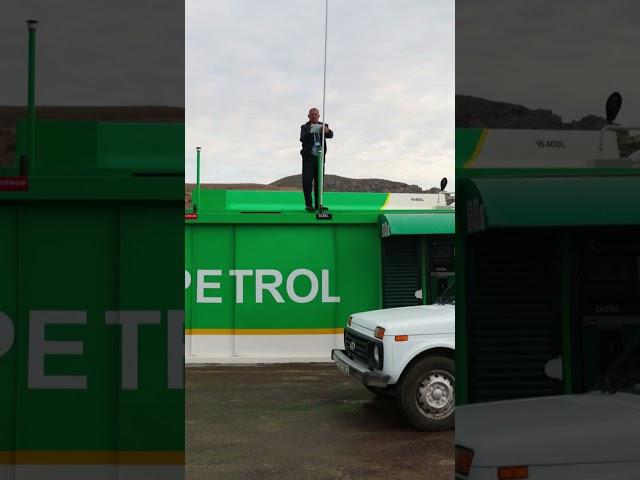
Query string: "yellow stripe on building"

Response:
xmin=381 ymin=192 xmax=391 ymax=209
xmin=463 ymin=129 xmax=488 ymax=168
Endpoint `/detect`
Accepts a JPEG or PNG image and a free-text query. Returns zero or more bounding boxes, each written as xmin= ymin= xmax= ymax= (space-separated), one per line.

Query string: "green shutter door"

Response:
xmin=382 ymin=236 xmax=421 ymax=309
xmin=467 ymin=230 xmax=563 ymax=403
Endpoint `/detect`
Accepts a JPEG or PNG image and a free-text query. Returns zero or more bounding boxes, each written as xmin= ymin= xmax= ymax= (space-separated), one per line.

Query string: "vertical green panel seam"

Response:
xmin=193 ymin=224 xmax=198 ymax=334
xmin=190 ymin=223 xmax=196 ymax=332
xmin=421 ymin=236 xmax=428 ymax=305
xmin=117 ymin=202 xmax=124 ymax=452
xmin=332 ymin=224 xmax=338 ymax=330
xmin=193 ymin=224 xmax=199 ymax=334
xmin=561 ymin=230 xmax=573 ymax=393
xmin=233 ymin=224 xmax=238 ymax=356
xmin=188 ymin=223 xmax=196 ymax=347
xmin=116 ymin=203 xmax=121 ymax=452
xmin=376 ymin=227 xmax=383 ymax=309
xmin=184 ymin=226 xmax=189 ymax=334
xmin=14 ymin=203 xmax=21 ymax=453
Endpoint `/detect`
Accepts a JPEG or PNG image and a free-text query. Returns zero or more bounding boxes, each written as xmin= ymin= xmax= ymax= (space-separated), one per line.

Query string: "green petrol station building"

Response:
xmin=185 ymin=190 xmax=455 ymax=362
xmin=0 ymin=120 xmax=184 ymax=475
xmin=456 ymin=127 xmax=640 ymax=405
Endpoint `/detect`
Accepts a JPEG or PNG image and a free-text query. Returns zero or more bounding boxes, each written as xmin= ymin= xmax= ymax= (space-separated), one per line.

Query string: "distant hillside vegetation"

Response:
xmin=455 ymin=95 xmax=608 ymax=130
xmin=456 ymin=95 xmax=639 ymax=156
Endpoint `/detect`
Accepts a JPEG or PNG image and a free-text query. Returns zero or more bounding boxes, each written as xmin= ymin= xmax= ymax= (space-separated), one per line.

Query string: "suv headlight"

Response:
xmin=373 ymin=344 xmax=380 ymax=364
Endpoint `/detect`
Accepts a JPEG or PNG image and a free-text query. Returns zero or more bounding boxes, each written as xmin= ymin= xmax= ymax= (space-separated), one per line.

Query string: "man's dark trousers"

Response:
xmin=302 ymin=154 xmax=324 ymax=209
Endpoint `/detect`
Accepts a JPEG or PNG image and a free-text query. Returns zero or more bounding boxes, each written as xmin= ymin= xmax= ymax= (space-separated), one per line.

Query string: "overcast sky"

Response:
xmin=186 ymin=0 xmax=454 ymax=189
xmin=1 ymin=0 xmax=183 ymax=106
xmin=456 ymin=0 xmax=640 ymax=126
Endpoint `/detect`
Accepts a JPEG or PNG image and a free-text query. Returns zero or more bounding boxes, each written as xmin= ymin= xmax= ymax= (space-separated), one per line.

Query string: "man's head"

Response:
xmin=308 ymin=108 xmax=320 ymax=123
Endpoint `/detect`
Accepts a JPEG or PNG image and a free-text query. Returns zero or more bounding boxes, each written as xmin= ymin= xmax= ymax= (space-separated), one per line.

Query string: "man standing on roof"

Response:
xmin=300 ymin=107 xmax=333 ymax=212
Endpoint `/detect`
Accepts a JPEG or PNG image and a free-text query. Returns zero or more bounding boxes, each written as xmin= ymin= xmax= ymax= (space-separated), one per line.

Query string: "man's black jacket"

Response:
xmin=299 ymin=121 xmax=333 ymax=156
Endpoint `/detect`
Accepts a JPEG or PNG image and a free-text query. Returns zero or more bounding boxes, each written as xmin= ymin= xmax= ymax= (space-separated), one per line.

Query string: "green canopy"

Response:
xmin=380 ymin=213 xmax=454 ymax=238
xmin=464 ymin=177 xmax=640 ymax=230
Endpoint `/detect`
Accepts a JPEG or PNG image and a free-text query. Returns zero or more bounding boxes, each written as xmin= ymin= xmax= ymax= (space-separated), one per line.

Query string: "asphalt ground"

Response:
xmin=187 ymin=363 xmax=453 ymax=480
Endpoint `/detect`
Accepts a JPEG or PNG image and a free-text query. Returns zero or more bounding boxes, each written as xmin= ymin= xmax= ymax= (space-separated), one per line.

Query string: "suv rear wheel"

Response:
xmin=397 ymin=356 xmax=454 ymax=431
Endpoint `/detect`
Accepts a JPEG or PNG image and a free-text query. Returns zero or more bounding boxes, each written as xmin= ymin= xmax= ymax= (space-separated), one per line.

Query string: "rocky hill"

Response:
xmin=456 ymin=95 xmax=639 ymax=156
xmin=271 ymin=174 xmax=437 ymax=193
xmin=455 ymin=95 xmax=609 ymax=130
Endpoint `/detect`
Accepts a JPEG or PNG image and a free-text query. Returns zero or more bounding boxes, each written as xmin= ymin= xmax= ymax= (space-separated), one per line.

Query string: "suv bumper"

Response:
xmin=331 ymin=349 xmax=391 ymax=387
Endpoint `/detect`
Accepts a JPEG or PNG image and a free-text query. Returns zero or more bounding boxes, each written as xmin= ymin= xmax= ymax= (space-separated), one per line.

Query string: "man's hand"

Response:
xmin=323 ymin=125 xmax=330 ymax=133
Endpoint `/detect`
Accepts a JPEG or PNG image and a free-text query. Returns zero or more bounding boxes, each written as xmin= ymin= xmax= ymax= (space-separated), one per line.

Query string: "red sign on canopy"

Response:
xmin=0 ymin=176 xmax=28 ymax=191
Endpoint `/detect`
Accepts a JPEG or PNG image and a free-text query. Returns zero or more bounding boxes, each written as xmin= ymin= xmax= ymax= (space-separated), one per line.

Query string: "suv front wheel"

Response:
xmin=396 ymin=356 xmax=454 ymax=431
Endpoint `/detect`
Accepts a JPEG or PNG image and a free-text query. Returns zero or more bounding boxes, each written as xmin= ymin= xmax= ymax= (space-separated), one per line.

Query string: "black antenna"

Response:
xmin=605 ymin=92 xmax=622 ymax=125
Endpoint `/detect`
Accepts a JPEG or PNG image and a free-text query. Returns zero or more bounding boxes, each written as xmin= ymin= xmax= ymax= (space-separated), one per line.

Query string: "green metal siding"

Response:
xmin=0 ymin=201 xmax=183 ymax=455
xmin=185 ymin=190 xmax=455 ymax=346
xmin=196 ymin=189 xmax=390 ymax=213
xmin=1 ymin=120 xmax=184 ymax=466
xmin=9 ymin=119 xmax=183 ymax=177
xmin=185 ymin=222 xmax=381 ymax=333
xmin=380 ymin=213 xmax=455 ymax=236
xmin=465 ymin=177 xmax=640 ymax=229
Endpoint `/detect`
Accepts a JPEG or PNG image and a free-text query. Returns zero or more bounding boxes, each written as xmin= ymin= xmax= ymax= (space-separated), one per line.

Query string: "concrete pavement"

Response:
xmin=187 ymin=363 xmax=453 ymax=480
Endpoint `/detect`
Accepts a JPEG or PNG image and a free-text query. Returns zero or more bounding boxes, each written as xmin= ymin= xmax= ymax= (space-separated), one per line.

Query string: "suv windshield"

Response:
xmin=436 ymin=283 xmax=455 ymax=305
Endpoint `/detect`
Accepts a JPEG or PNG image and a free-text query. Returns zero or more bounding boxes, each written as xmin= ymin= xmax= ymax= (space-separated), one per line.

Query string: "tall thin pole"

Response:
xmin=195 ymin=147 xmax=201 ymax=212
xmin=27 ymin=20 xmax=38 ymax=172
xmin=318 ymin=0 xmax=328 ymax=210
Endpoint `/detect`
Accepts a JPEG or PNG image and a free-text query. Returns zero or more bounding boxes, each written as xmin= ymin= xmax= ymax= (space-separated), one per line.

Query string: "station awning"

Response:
xmin=380 ymin=213 xmax=454 ymax=238
xmin=463 ymin=177 xmax=640 ymax=232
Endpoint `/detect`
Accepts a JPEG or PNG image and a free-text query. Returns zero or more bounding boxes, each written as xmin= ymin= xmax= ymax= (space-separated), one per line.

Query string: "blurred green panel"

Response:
xmin=0 ymin=119 xmax=184 ymax=466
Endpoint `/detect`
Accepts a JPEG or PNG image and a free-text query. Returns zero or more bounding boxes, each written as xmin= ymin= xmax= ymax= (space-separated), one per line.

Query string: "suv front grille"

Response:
xmin=344 ymin=328 xmax=383 ymax=369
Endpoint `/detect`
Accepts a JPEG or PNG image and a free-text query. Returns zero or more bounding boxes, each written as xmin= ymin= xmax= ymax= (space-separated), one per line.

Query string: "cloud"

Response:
xmin=186 ymin=0 xmax=454 ymax=190
xmin=456 ymin=0 xmax=640 ymax=125
xmin=1 ymin=0 xmax=183 ymax=106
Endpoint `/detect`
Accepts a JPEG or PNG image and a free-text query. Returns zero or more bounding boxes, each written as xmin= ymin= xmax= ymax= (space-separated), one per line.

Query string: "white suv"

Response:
xmin=455 ymin=335 xmax=640 ymax=479
xmin=332 ymin=284 xmax=455 ymax=431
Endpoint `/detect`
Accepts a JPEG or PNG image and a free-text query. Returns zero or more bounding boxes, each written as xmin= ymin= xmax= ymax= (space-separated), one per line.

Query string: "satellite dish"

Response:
xmin=440 ymin=177 xmax=448 ymax=192
xmin=606 ymin=92 xmax=622 ymax=124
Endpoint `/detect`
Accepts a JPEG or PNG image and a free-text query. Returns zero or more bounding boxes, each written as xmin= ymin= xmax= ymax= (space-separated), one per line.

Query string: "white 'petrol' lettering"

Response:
xmin=0 ymin=309 xmax=184 ymax=391
xmin=196 ymin=270 xmax=222 ymax=304
xmin=186 ymin=269 xmax=341 ymax=304
xmin=287 ymin=269 xmax=318 ymax=303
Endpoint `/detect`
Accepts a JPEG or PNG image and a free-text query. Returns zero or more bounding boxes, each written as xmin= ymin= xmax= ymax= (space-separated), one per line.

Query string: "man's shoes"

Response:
xmin=315 ymin=206 xmax=329 ymax=211
xmin=305 ymin=206 xmax=316 ymax=212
